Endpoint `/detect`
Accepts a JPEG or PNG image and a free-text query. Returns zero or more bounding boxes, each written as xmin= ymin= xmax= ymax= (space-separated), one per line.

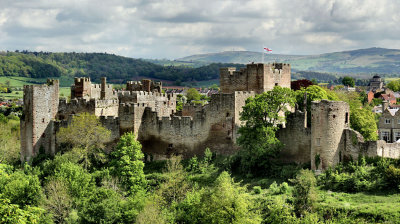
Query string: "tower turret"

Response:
xmin=310 ymin=100 xmax=349 ymax=170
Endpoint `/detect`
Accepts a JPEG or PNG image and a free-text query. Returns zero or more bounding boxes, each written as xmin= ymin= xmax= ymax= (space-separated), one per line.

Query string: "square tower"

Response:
xmin=220 ymin=63 xmax=291 ymax=94
xmin=20 ymin=79 xmax=59 ymax=162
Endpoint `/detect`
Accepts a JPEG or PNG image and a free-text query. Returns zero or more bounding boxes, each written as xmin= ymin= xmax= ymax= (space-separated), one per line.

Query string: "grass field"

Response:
xmin=384 ymin=77 xmax=400 ymax=82
xmin=0 ymin=76 xmax=72 ymax=100
xmin=318 ymin=190 xmax=400 ymax=221
xmin=182 ymin=79 xmax=219 ymax=88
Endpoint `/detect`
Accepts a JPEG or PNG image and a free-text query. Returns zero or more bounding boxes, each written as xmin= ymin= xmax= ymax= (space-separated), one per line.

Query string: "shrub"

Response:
xmin=253 ymin=186 xmax=262 ymax=194
xmin=384 ymin=165 xmax=400 ymax=188
xmin=291 ymin=169 xmax=317 ymax=215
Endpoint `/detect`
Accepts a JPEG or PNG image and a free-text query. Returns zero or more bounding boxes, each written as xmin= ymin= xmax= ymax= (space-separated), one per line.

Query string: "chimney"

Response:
xmin=101 ymin=77 xmax=107 ymax=99
xmin=382 ymin=100 xmax=389 ymax=112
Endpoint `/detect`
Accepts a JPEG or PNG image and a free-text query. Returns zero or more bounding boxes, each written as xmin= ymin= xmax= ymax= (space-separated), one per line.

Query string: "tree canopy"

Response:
xmin=237 ymin=86 xmax=296 ymax=174
xmin=387 ymin=79 xmax=400 ymax=92
xmin=186 ymin=88 xmax=201 ymax=101
xmin=109 ymin=132 xmax=147 ymax=194
xmin=57 ymin=112 xmax=111 ymax=169
xmin=342 ymin=76 xmax=355 ymax=87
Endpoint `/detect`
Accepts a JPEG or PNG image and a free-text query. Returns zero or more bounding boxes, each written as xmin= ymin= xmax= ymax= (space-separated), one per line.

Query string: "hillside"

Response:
xmin=0 ymin=51 xmax=244 ymax=84
xmin=178 ymin=47 xmax=400 ymax=74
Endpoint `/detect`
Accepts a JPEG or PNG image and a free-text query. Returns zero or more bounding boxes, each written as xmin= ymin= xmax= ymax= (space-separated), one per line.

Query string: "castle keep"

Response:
xmin=20 ymin=63 xmax=400 ymax=168
xmin=220 ymin=63 xmax=291 ymax=94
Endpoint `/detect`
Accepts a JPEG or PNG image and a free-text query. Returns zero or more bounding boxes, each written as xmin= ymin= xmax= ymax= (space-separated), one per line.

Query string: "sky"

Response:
xmin=1 ymin=0 xmax=399 ymax=59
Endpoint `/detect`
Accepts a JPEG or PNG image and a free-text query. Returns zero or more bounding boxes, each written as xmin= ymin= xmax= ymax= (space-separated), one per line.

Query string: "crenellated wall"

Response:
xmin=137 ymin=91 xmax=255 ymax=158
xmin=277 ymin=110 xmax=311 ymax=164
xmin=22 ymin=64 xmax=400 ymax=165
xmin=58 ymin=98 xmax=119 ymax=119
xmin=99 ymin=115 xmax=120 ymax=140
xmin=220 ymin=63 xmax=290 ymax=94
xmin=126 ymin=79 xmax=162 ymax=93
xmin=71 ymin=77 xmax=114 ymax=100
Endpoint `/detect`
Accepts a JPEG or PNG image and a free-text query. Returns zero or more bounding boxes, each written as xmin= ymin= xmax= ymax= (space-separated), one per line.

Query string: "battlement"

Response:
xmin=220 ymin=62 xmax=291 ymax=94
xmin=46 ymin=79 xmax=59 ymax=86
xmin=99 ymin=115 xmax=118 ymax=122
xmin=74 ymin=77 xmax=91 ymax=84
xmin=234 ymin=91 xmax=255 ymax=95
xmin=119 ymin=102 xmax=150 ymax=113
xmin=126 ymin=79 xmax=162 ymax=92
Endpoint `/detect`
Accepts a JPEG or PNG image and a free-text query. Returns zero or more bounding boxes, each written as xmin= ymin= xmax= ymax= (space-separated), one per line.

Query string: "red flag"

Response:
xmin=264 ymin=47 xmax=272 ymax=51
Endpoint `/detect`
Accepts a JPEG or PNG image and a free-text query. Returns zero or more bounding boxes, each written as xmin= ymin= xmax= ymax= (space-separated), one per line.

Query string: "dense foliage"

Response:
xmin=342 ymin=76 xmax=355 ymax=87
xmin=1 ymin=78 xmax=399 ymax=223
xmin=387 ymin=79 xmax=400 ymax=92
xmin=237 ymin=86 xmax=296 ymax=174
xmin=0 ymin=51 xmax=244 ymax=83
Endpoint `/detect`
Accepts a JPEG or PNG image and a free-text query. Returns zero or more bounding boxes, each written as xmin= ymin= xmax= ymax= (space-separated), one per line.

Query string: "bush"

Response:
xmin=0 ymin=165 xmax=43 ymax=207
xmin=291 ymin=169 xmax=317 ymax=215
xmin=253 ymin=186 xmax=262 ymax=194
xmin=384 ymin=165 xmax=400 ymax=189
xmin=318 ymin=158 xmax=397 ymax=192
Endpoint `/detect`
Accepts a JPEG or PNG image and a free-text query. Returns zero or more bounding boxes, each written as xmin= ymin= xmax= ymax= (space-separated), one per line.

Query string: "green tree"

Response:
xmin=44 ymin=179 xmax=72 ymax=223
xmin=177 ymin=172 xmax=261 ymax=224
xmin=342 ymin=76 xmax=355 ymax=87
xmin=0 ymin=199 xmax=52 ymax=224
xmin=209 ymin=84 xmax=219 ymax=90
xmin=78 ymin=187 xmax=128 ymax=223
xmin=136 ymin=196 xmax=167 ymax=224
xmin=350 ymin=108 xmax=378 ymax=140
xmin=186 ymin=88 xmax=201 ymax=101
xmin=157 ymin=156 xmax=190 ymax=206
xmin=237 ymin=86 xmax=295 ymax=174
xmin=291 ymin=169 xmax=317 ymax=216
xmin=295 ymin=85 xmax=338 ymax=113
xmin=0 ymin=117 xmax=20 ymax=164
xmin=387 ymin=79 xmax=400 ymax=92
xmin=57 ymin=112 xmax=111 ymax=170
xmin=53 ymin=162 xmax=94 ymax=200
xmin=109 ymin=132 xmax=147 ymax=194
xmin=0 ymin=164 xmax=43 ymax=207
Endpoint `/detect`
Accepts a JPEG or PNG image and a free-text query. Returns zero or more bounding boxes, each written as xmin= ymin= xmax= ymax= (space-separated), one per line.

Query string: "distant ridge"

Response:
xmin=177 ymin=47 xmax=400 ymax=74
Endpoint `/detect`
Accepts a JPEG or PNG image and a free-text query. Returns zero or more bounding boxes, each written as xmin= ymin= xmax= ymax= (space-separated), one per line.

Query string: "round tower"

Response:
xmin=310 ymin=100 xmax=349 ymax=170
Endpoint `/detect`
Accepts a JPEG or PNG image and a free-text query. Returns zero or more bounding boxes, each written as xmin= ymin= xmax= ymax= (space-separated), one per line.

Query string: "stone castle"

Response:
xmin=20 ymin=62 xmax=400 ymax=169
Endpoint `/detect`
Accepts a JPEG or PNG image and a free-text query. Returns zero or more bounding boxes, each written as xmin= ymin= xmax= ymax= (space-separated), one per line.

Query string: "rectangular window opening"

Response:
xmin=316 ymin=138 xmax=321 ymax=146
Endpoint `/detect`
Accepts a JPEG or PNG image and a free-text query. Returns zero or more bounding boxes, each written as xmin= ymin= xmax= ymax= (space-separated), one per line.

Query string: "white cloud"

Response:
xmin=0 ymin=0 xmax=399 ymax=58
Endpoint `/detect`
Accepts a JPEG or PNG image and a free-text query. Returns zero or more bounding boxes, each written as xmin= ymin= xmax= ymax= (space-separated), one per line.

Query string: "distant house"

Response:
xmin=379 ymin=93 xmax=397 ymax=105
xmin=341 ymin=86 xmax=356 ymax=92
xmin=164 ymin=86 xmax=186 ymax=95
xmin=367 ymin=91 xmax=375 ymax=103
xmin=207 ymin=89 xmax=219 ymax=97
xmin=378 ymin=101 xmax=400 ymax=142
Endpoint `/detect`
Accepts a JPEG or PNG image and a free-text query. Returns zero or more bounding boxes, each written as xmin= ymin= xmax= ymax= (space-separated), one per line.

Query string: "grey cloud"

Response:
xmin=0 ymin=0 xmax=399 ymax=58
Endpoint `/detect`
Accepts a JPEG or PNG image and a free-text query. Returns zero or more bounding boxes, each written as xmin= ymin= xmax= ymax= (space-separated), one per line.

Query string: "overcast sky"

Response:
xmin=1 ymin=0 xmax=399 ymax=59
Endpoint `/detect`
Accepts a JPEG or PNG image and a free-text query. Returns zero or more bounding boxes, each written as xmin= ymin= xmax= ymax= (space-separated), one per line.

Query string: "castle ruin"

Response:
xmin=20 ymin=63 xmax=400 ymax=169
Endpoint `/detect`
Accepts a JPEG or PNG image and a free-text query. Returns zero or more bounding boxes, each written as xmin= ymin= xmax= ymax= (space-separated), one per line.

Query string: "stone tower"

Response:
xmin=71 ymin=77 xmax=91 ymax=99
xmin=310 ymin=100 xmax=349 ymax=170
xmin=20 ymin=79 xmax=59 ymax=162
xmin=219 ymin=63 xmax=291 ymax=94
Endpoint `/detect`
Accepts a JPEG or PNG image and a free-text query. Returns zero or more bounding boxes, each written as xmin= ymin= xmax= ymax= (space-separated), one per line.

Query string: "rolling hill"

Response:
xmin=0 ymin=51 xmax=244 ymax=85
xmin=177 ymin=47 xmax=400 ymax=74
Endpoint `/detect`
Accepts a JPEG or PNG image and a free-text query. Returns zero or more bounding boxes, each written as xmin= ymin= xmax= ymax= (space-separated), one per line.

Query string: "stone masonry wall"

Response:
xmin=20 ymin=80 xmax=59 ymax=162
xmin=137 ymin=92 xmax=254 ymax=158
xmin=220 ymin=63 xmax=291 ymax=94
xmin=311 ymin=100 xmax=350 ymax=170
xmin=277 ymin=110 xmax=311 ymax=164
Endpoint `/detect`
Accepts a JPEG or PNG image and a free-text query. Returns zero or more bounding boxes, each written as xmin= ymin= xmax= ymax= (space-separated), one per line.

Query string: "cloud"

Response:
xmin=0 ymin=0 xmax=399 ymax=58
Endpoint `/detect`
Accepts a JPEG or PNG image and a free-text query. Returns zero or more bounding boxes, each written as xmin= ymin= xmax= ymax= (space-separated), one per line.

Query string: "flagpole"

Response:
xmin=262 ymin=46 xmax=264 ymax=64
